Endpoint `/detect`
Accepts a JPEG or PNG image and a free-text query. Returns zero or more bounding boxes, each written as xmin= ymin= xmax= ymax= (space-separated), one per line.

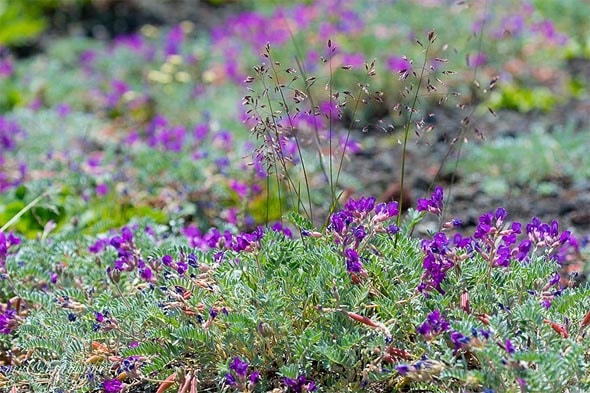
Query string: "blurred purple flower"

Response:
xmin=386 ymin=56 xmax=412 ymax=74
xmin=0 ymin=307 xmax=18 ymax=334
xmin=467 ymin=52 xmax=487 ymax=68
xmin=102 ymin=378 xmax=123 ymax=393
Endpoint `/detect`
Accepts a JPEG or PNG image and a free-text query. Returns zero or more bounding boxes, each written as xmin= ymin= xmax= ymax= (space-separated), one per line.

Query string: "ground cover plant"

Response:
xmin=0 ymin=0 xmax=589 ymax=391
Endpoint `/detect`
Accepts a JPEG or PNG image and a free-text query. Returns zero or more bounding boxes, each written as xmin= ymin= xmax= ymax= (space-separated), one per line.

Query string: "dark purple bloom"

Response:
xmin=140 ymin=267 xmax=152 ymax=281
xmin=162 ymin=255 xmax=173 ymax=266
xmin=271 ymin=222 xmax=293 ymax=238
xmin=396 ymin=364 xmax=411 ymax=375
xmin=225 ymin=372 xmax=237 ymax=386
xmin=102 ymin=378 xmax=123 ymax=393
xmin=416 ymin=186 xmax=444 ymax=215
xmin=176 ymin=262 xmax=188 ymax=275
xmin=505 ymin=339 xmax=515 ymax=354
xmin=450 ymin=331 xmax=469 ymax=353
xmin=0 ymin=307 xmax=18 ymax=334
xmin=387 ymin=224 xmax=399 ymax=235
xmin=353 ymin=226 xmax=366 ymax=242
xmin=249 ymin=370 xmax=260 ymax=384
xmin=345 ymin=196 xmax=375 ymax=215
xmin=417 ymin=309 xmax=450 ymax=338
xmin=344 ymin=248 xmax=363 ymax=273
xmin=284 ymin=374 xmax=316 ymax=392
xmin=515 ymin=239 xmax=531 ymax=261
xmin=230 ymin=357 xmax=249 ymax=378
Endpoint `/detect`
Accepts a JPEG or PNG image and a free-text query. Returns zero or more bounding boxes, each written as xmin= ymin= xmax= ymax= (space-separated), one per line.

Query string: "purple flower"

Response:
xmin=102 ymin=378 xmax=123 ymax=393
xmin=225 ymin=372 xmax=237 ymax=386
xmin=344 ymin=248 xmax=362 ymax=273
xmin=375 ymin=201 xmax=399 ymax=219
xmin=271 ymin=221 xmax=293 ymax=238
xmin=140 ymin=267 xmax=152 ymax=281
xmin=417 ymin=309 xmax=450 ymax=337
xmin=505 ymin=339 xmax=515 ymax=354
xmin=249 ymin=370 xmax=260 ymax=384
xmin=0 ymin=307 xmax=18 ymax=334
xmin=345 ymin=196 xmax=375 ymax=215
xmin=396 ymin=364 xmax=411 ymax=375
xmin=230 ymin=357 xmax=249 ymax=378
xmin=176 ymin=262 xmax=188 ymax=275
xmin=450 ymin=331 xmax=469 ymax=353
xmin=387 ymin=55 xmax=412 ymax=74
xmin=352 ymin=226 xmax=366 ymax=242
xmin=284 ymin=375 xmax=316 ymax=392
xmin=165 ymin=25 xmax=184 ymax=56
xmin=162 ymin=255 xmax=173 ymax=266
xmin=416 ymin=186 xmax=444 ymax=215
xmin=467 ymin=52 xmax=487 ymax=68
xmin=387 ymin=224 xmax=399 ymax=235
xmin=96 ymin=183 xmax=109 ymax=197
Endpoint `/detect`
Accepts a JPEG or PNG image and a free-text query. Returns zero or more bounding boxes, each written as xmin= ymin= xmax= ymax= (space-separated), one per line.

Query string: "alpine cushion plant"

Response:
xmin=0 ymin=0 xmax=588 ymax=392
xmin=0 ymin=188 xmax=588 ymax=391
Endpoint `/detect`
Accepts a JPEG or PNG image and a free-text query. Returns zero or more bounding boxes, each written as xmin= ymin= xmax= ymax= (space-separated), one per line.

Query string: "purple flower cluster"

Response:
xmin=418 ymin=196 xmax=573 ymax=295
xmin=418 ymin=232 xmax=470 ymax=295
xmin=162 ymin=254 xmax=189 ymax=276
xmin=224 ymin=356 xmax=260 ymax=389
xmin=487 ymin=3 xmax=568 ymax=45
xmin=0 ymin=117 xmax=26 ymax=192
xmin=283 ymin=374 xmax=317 ymax=393
xmin=327 ymin=196 xmax=399 ymax=282
xmin=183 ymin=225 xmax=275 ymax=253
xmin=416 ymin=309 xmax=450 ymax=339
xmin=0 ymin=306 xmax=19 ymax=335
xmin=93 ymin=226 xmax=154 ymax=283
xmin=102 ymin=378 xmax=123 ymax=393
xmin=92 ymin=310 xmax=118 ymax=332
xmin=0 ymin=231 xmax=20 ymax=273
xmin=416 ymin=186 xmax=444 ymax=215
xmin=145 ymin=115 xmax=187 ymax=152
xmin=415 ymin=310 xmax=478 ymax=354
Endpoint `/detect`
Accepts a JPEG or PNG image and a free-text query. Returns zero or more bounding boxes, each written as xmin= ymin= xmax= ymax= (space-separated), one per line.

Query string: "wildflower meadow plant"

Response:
xmin=0 ymin=188 xmax=588 ymax=391
xmin=0 ymin=1 xmax=588 ymax=392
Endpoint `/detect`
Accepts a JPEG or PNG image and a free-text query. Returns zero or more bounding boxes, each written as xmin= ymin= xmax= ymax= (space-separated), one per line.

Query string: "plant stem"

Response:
xmin=0 ymin=189 xmax=54 ymax=233
xmin=396 ymin=40 xmax=432 ymax=243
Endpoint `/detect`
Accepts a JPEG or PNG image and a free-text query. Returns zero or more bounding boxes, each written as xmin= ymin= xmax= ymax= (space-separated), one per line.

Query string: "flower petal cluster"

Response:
xmin=327 ymin=196 xmax=399 ymax=283
xmin=418 ymin=232 xmax=468 ymax=295
xmin=224 ymin=356 xmax=259 ymax=390
xmin=0 ymin=306 xmax=19 ymax=335
xmin=283 ymin=374 xmax=317 ymax=392
xmin=417 ymin=309 xmax=450 ymax=338
xmin=0 ymin=231 xmax=20 ymax=273
xmin=418 ymin=199 xmax=573 ymax=295
xmin=102 ymin=378 xmax=123 ymax=393
xmin=416 ymin=186 xmax=444 ymax=215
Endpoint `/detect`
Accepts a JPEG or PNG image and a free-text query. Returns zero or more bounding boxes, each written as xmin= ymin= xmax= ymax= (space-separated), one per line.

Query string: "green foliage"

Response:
xmin=449 ymin=122 xmax=590 ymax=196
xmin=0 ymin=0 xmax=47 ymax=46
xmin=1 ymin=209 xmax=588 ymax=392
xmin=488 ymin=84 xmax=560 ymax=112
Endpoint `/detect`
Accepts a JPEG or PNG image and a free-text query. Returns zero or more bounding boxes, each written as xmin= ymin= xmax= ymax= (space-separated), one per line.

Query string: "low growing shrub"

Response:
xmin=0 ymin=188 xmax=588 ymax=392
